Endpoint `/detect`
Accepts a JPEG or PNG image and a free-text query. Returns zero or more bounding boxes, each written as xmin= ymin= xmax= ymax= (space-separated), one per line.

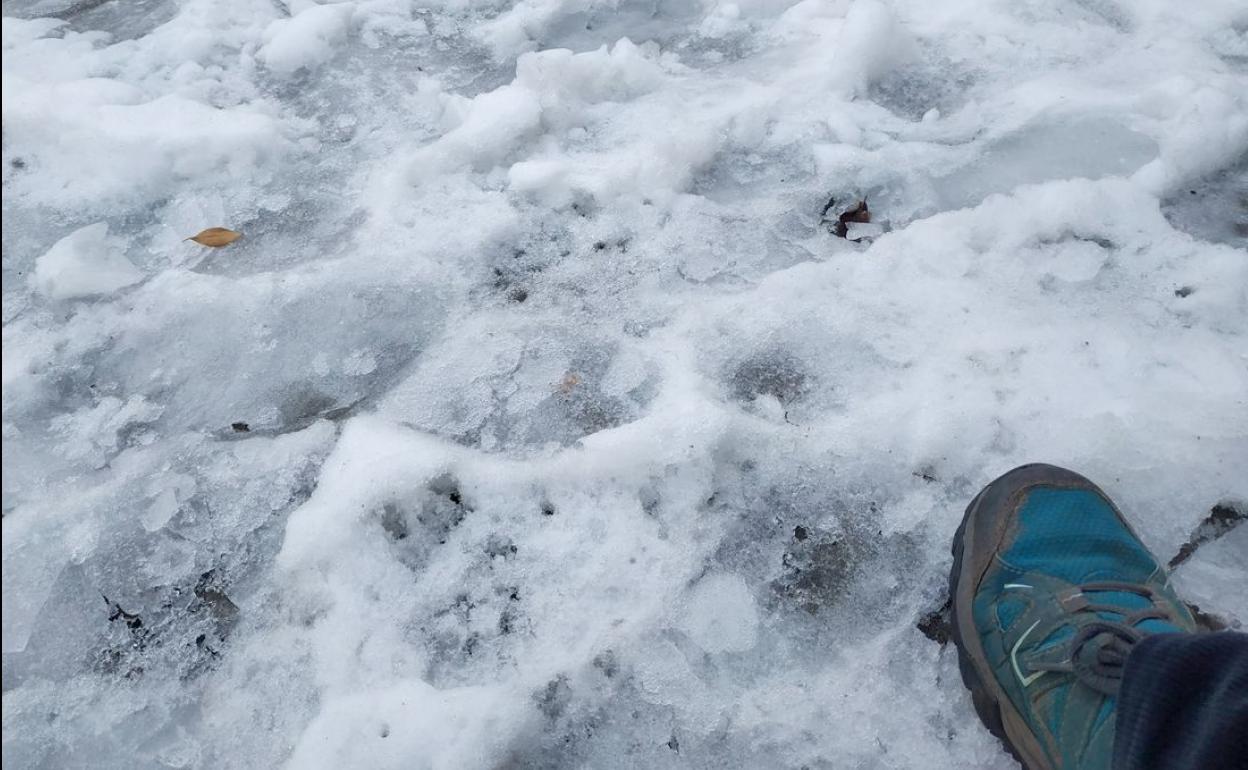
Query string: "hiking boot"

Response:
xmin=949 ymin=464 xmax=1199 ymax=770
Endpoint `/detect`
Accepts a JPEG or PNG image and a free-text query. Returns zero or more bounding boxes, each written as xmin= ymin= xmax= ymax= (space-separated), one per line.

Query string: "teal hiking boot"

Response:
xmin=949 ymin=464 xmax=1200 ymax=770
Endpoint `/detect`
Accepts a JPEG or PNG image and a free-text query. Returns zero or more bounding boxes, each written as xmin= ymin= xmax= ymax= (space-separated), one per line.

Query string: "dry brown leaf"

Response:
xmin=559 ymin=372 xmax=582 ymax=393
xmin=840 ymin=199 xmax=870 ymax=225
xmin=186 ymin=227 xmax=243 ymax=247
xmin=818 ymin=197 xmax=872 ymax=240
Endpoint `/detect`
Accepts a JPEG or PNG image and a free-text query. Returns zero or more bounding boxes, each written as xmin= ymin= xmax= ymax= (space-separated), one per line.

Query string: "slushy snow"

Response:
xmin=2 ymin=0 xmax=1247 ymax=767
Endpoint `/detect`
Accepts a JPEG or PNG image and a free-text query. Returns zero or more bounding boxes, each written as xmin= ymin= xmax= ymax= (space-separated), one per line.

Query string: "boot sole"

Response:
xmin=948 ymin=463 xmax=1091 ymax=770
xmin=949 ymin=489 xmax=1032 ymax=768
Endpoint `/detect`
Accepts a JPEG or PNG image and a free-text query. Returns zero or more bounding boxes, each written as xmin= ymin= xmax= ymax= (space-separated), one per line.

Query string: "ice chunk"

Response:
xmin=409 ymin=84 xmax=543 ymax=181
xmin=825 ymin=0 xmax=913 ymax=97
xmin=260 ymin=3 xmax=354 ymax=76
xmin=513 ymin=39 xmax=663 ymax=105
xmin=31 ymin=223 xmax=142 ymax=300
xmin=142 ymin=487 xmax=180 ymax=532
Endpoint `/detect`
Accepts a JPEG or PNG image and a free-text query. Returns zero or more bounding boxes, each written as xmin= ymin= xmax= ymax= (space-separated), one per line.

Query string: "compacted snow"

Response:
xmin=3 ymin=0 xmax=1247 ymax=767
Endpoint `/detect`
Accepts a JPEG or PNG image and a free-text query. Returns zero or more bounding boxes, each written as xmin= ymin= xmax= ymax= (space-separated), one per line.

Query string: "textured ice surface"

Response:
xmin=3 ymin=0 xmax=1247 ymax=768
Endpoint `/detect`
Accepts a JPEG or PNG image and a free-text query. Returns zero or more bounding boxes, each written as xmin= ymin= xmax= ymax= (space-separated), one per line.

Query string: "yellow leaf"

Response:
xmin=186 ymin=227 xmax=242 ymax=247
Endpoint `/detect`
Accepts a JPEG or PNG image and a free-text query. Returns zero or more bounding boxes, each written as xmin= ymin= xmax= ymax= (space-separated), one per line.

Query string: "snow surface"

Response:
xmin=2 ymin=0 xmax=1247 ymax=767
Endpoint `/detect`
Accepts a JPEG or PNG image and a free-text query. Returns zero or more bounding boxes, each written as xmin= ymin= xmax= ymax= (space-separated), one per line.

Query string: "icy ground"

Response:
xmin=3 ymin=0 xmax=1248 ymax=766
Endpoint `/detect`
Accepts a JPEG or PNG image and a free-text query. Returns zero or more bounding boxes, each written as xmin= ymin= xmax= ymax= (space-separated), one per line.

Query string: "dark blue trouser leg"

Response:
xmin=1113 ymin=631 xmax=1248 ymax=770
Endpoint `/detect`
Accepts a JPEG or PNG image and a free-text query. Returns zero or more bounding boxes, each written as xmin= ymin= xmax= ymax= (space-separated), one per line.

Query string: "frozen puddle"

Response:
xmin=933 ymin=117 xmax=1160 ymax=212
xmin=3 ymin=0 xmax=1247 ymax=768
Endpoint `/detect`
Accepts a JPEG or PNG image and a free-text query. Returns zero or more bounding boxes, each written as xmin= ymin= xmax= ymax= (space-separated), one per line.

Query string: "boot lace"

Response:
xmin=1028 ymin=581 xmax=1173 ymax=696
